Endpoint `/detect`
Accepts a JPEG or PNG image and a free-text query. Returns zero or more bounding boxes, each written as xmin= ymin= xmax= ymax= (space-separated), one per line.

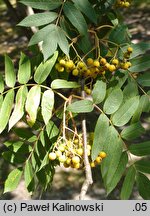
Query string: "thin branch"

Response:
xmin=79 ymin=79 xmax=93 ymax=200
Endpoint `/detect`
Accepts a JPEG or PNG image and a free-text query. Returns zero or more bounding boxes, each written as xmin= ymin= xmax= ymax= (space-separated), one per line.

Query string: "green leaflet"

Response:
xmin=101 ymin=126 xmax=124 ymax=189
xmin=106 ymin=152 xmax=128 ymax=195
xmin=103 ymin=88 xmax=123 ymax=114
xmin=63 ymin=2 xmax=88 ymax=35
xmin=67 ymin=100 xmax=94 ymax=113
xmin=121 ymin=122 xmax=145 ymax=141
xmin=137 ymin=73 xmax=150 ymax=87
xmin=5 ymin=54 xmax=16 ymax=87
xmin=4 ymin=168 xmax=23 ymax=193
xmin=41 ymin=89 xmax=54 ymax=125
xmin=9 ymin=86 xmax=28 ymax=130
xmin=136 ymin=172 xmax=150 ymax=200
xmin=34 ymin=51 xmax=58 ymax=84
xmin=18 ymin=12 xmax=58 ymax=27
xmin=25 ymin=85 xmax=41 ymax=126
xmin=51 ymin=79 xmax=80 ymax=89
xmin=112 ymin=96 xmax=139 ymax=126
xmin=24 ymin=160 xmax=34 ymax=192
xmin=130 ymin=55 xmax=150 ymax=72
xmin=18 ymin=52 xmax=31 ymax=84
xmin=72 ymin=0 xmax=97 ymax=24
xmin=0 ymin=89 xmax=14 ymax=134
xmin=20 ymin=0 xmax=62 ymax=10
xmin=0 ymin=73 xmax=4 ymax=93
xmin=120 ymin=166 xmax=136 ymax=200
xmin=91 ymin=114 xmax=109 ymax=160
xmin=132 ymin=95 xmax=150 ymax=123
xmin=92 ymin=80 xmax=106 ymax=104
xmin=129 ymin=141 xmax=150 ymax=156
xmin=135 ymin=160 xmax=150 ymax=174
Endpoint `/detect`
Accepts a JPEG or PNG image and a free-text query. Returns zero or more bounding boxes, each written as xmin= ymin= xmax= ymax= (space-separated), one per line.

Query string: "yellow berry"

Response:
xmin=58 ymin=155 xmax=66 ymax=163
xmin=63 ymin=162 xmax=70 ymax=168
xmin=93 ymin=60 xmax=100 ymax=67
xmin=86 ymin=58 xmax=94 ymax=66
xmin=85 ymin=88 xmax=92 ymax=95
xmin=58 ymin=66 xmax=65 ymax=72
xmin=76 ymin=148 xmax=84 ymax=156
xmin=90 ymin=161 xmax=96 ymax=168
xmin=78 ymin=61 xmax=85 ymax=68
xmin=66 ymin=157 xmax=72 ymax=165
xmin=127 ymin=46 xmax=133 ymax=53
xmin=49 ymin=152 xmax=57 ymax=160
xmin=59 ymin=59 xmax=66 ymax=66
xmin=73 ymin=163 xmax=80 ymax=169
xmin=55 ymin=150 xmax=62 ymax=158
xmin=112 ymin=58 xmax=119 ymax=65
xmin=95 ymin=156 xmax=102 ymax=164
xmin=124 ymin=2 xmax=130 ymax=7
xmin=72 ymin=68 xmax=79 ymax=76
xmin=99 ymin=151 xmax=107 ymax=158
xmin=108 ymin=64 xmax=116 ymax=72
xmin=100 ymin=58 xmax=107 ymax=65
xmin=104 ymin=63 xmax=111 ymax=69
xmin=72 ymin=156 xmax=80 ymax=164
xmin=65 ymin=60 xmax=74 ymax=69
xmin=58 ymin=144 xmax=65 ymax=152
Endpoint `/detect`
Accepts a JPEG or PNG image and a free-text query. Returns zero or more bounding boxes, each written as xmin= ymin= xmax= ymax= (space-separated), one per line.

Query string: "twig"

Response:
xmin=79 ymin=79 xmax=93 ymax=200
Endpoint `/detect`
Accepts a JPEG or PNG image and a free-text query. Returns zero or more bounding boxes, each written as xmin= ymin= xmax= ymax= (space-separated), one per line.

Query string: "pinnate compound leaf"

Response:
xmin=4 ymin=168 xmax=23 ymax=193
xmin=18 ymin=12 xmax=58 ymax=27
xmin=0 ymin=89 xmax=14 ymax=134
xmin=20 ymin=0 xmax=62 ymax=10
xmin=106 ymin=152 xmax=128 ymax=195
xmin=5 ymin=54 xmax=16 ymax=87
xmin=67 ymin=100 xmax=94 ymax=113
xmin=9 ymin=86 xmax=28 ymax=130
xmin=120 ymin=166 xmax=136 ymax=200
xmin=112 ymin=96 xmax=139 ymax=126
xmin=91 ymin=114 xmax=109 ymax=160
xmin=51 ymin=79 xmax=80 ymax=89
xmin=121 ymin=122 xmax=145 ymax=141
xmin=25 ymin=85 xmax=41 ymax=126
xmin=18 ymin=52 xmax=31 ymax=84
xmin=92 ymin=80 xmax=106 ymax=104
xmin=34 ymin=51 xmax=58 ymax=84
xmin=136 ymin=172 xmax=150 ymax=200
xmin=63 ymin=2 xmax=88 ymax=35
xmin=41 ymin=89 xmax=54 ymax=125
xmin=103 ymin=88 xmax=123 ymax=114
xmin=72 ymin=0 xmax=97 ymax=24
xmin=0 ymin=73 xmax=4 ymax=93
xmin=129 ymin=141 xmax=150 ymax=156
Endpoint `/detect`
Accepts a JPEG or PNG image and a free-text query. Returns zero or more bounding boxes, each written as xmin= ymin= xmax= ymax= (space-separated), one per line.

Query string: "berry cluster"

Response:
xmin=55 ymin=47 xmax=133 ymax=79
xmin=116 ymin=0 xmax=131 ymax=8
xmin=49 ymin=134 xmax=107 ymax=169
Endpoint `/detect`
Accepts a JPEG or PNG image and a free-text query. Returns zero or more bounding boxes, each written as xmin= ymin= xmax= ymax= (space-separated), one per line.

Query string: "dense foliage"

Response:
xmin=0 ymin=0 xmax=150 ymax=199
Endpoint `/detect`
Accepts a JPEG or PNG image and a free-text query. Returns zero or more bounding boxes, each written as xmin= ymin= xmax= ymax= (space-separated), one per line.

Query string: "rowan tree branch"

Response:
xmin=79 ymin=79 xmax=93 ymax=200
